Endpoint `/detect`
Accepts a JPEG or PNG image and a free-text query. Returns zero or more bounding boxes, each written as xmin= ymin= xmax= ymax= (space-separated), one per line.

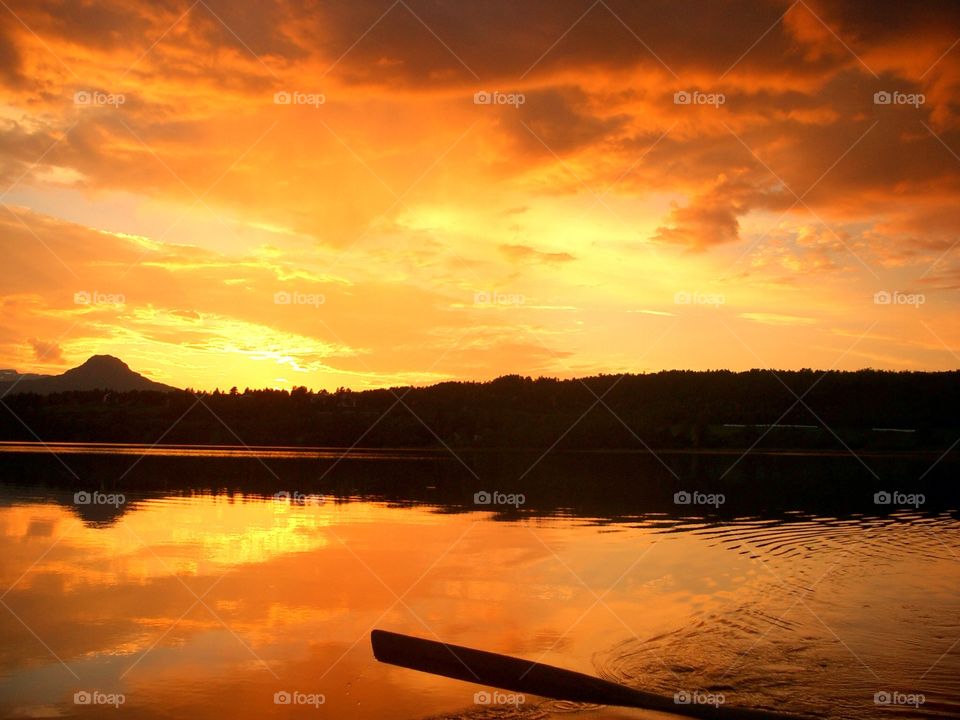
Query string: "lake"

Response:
xmin=0 ymin=446 xmax=958 ymax=718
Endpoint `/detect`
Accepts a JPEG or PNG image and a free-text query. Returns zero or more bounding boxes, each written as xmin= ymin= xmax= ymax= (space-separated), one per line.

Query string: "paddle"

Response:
xmin=371 ymin=629 xmax=809 ymax=720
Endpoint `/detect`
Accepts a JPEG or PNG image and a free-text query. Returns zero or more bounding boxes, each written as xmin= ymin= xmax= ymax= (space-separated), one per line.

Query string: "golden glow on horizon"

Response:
xmin=0 ymin=0 xmax=958 ymax=390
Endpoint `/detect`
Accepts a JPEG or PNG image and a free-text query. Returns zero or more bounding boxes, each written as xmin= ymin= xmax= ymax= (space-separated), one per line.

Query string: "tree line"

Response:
xmin=1 ymin=369 xmax=957 ymax=450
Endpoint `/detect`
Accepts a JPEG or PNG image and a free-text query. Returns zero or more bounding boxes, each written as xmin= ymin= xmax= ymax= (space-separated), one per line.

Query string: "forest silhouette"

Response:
xmin=2 ymin=369 xmax=957 ymax=451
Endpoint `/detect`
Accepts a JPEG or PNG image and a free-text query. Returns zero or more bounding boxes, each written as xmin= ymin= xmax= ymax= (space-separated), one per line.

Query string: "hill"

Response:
xmin=0 ymin=355 xmax=177 ymax=395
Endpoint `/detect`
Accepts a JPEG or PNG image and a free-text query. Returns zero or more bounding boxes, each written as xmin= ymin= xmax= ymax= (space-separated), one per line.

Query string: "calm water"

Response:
xmin=0 ymin=451 xmax=958 ymax=719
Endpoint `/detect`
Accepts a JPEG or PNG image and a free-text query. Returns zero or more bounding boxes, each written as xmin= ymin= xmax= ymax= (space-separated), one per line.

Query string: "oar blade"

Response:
xmin=372 ymin=628 xmax=666 ymax=710
xmin=370 ymin=629 xmax=809 ymax=720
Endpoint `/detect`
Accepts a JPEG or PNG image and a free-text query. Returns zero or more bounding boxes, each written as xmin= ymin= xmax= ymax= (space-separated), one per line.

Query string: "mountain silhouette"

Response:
xmin=0 ymin=355 xmax=177 ymax=395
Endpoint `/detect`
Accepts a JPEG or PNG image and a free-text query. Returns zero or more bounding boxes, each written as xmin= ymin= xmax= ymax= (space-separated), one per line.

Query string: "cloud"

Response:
xmin=0 ymin=25 xmax=25 ymax=88
xmin=739 ymin=312 xmax=817 ymax=326
xmin=29 ymin=338 xmax=65 ymax=363
xmin=499 ymin=243 xmax=575 ymax=265
xmin=502 ymin=86 xmax=629 ymax=158
xmin=919 ymin=262 xmax=960 ymax=291
xmin=651 ymin=174 xmax=761 ymax=249
xmin=279 ymin=0 xmax=863 ymax=89
xmin=628 ymin=309 xmax=676 ymax=317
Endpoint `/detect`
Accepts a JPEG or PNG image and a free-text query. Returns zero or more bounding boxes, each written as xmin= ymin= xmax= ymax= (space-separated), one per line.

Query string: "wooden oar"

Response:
xmin=371 ymin=629 xmax=809 ymax=720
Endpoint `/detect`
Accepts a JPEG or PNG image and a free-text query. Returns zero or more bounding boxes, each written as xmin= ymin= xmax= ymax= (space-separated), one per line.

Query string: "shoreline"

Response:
xmin=0 ymin=440 xmax=951 ymax=460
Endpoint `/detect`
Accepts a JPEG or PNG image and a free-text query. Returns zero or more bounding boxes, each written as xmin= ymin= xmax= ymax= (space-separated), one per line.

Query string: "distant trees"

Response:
xmin=0 ymin=370 xmax=957 ymax=450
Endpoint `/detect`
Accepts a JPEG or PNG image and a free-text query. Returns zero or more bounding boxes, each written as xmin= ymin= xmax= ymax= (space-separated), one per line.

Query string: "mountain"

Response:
xmin=0 ymin=355 xmax=178 ymax=395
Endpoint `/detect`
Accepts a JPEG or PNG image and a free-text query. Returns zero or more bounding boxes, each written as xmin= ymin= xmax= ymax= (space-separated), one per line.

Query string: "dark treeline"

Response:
xmin=2 ymin=369 xmax=958 ymax=450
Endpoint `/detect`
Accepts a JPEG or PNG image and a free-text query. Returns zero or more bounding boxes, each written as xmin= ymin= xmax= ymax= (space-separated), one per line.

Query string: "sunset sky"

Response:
xmin=1 ymin=0 xmax=959 ymax=390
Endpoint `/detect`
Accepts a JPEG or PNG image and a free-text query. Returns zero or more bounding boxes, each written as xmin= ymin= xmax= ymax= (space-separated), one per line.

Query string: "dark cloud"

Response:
xmin=29 ymin=338 xmax=64 ymax=363
xmin=802 ymin=0 xmax=960 ymax=44
xmin=499 ymin=86 xmax=628 ymax=157
xmin=0 ymin=0 xmax=811 ymax=92
xmin=190 ymin=0 xmax=306 ymax=59
xmin=301 ymin=0 xmax=842 ymax=88
xmin=0 ymin=24 xmax=24 ymax=87
xmin=18 ymin=0 xmax=159 ymax=50
xmin=652 ymin=175 xmax=760 ymax=249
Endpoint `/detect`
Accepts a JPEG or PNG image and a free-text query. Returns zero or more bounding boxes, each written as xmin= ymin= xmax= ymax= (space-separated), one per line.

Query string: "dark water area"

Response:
xmin=1 ymin=444 xmax=955 ymax=523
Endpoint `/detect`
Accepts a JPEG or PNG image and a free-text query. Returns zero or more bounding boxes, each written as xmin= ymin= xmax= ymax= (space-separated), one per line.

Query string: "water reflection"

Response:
xmin=0 ymin=452 xmax=958 ymax=719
